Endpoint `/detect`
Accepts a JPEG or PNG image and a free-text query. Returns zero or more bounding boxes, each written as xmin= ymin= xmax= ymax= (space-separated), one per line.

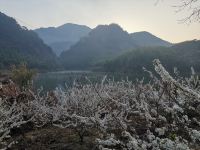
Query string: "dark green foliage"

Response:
xmin=0 ymin=12 xmax=58 ymax=70
xmin=99 ymin=40 xmax=200 ymax=77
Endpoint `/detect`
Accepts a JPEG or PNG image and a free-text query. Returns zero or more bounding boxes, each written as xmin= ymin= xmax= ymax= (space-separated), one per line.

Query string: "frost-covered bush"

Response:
xmin=30 ymin=59 xmax=200 ymax=149
xmin=0 ymin=59 xmax=200 ymax=150
xmin=0 ymin=98 xmax=31 ymax=149
xmin=94 ymin=59 xmax=200 ymax=150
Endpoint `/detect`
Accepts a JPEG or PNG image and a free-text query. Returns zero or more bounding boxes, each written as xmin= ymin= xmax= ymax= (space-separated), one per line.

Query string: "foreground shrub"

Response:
xmin=11 ymin=63 xmax=36 ymax=89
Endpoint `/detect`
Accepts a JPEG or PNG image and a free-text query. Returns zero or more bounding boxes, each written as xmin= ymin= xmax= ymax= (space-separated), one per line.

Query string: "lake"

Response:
xmin=33 ymin=70 xmax=135 ymax=91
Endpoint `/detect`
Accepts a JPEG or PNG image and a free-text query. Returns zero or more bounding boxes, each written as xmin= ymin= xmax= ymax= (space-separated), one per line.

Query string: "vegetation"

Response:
xmin=0 ymin=60 xmax=200 ymax=149
xmin=11 ymin=63 xmax=36 ymax=89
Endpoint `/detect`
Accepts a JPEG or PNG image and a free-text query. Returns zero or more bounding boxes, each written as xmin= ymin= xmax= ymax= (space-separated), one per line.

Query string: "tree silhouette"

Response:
xmin=176 ymin=0 xmax=200 ymax=23
xmin=157 ymin=0 xmax=200 ymax=23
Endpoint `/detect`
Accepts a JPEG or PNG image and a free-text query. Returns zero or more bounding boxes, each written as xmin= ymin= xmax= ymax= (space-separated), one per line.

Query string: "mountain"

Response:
xmin=99 ymin=40 xmax=200 ymax=77
xmin=130 ymin=31 xmax=172 ymax=47
xmin=34 ymin=23 xmax=91 ymax=55
xmin=59 ymin=24 xmax=139 ymax=69
xmin=0 ymin=12 xmax=57 ymax=70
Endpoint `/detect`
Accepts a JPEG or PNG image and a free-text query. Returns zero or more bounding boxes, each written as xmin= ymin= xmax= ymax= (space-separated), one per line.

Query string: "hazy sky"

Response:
xmin=0 ymin=0 xmax=199 ymax=43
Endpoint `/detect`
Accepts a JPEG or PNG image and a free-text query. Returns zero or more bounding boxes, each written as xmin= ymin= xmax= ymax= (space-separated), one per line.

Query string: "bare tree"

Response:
xmin=157 ymin=0 xmax=200 ymax=23
xmin=176 ymin=0 xmax=200 ymax=23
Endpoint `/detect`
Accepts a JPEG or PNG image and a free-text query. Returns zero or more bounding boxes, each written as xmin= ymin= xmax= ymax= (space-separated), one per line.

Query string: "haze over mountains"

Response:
xmin=34 ymin=24 xmax=91 ymax=55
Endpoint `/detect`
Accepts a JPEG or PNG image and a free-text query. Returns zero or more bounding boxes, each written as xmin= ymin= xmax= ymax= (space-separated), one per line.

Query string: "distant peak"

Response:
xmin=131 ymin=31 xmax=153 ymax=36
xmin=37 ymin=27 xmax=55 ymax=30
xmin=58 ymin=23 xmax=79 ymax=28
xmin=94 ymin=23 xmax=125 ymax=32
xmin=130 ymin=31 xmax=172 ymax=47
xmin=108 ymin=23 xmax=122 ymax=27
xmin=57 ymin=23 xmax=91 ymax=30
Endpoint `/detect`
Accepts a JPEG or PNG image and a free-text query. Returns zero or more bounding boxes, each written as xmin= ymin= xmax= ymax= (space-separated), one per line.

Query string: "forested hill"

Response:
xmin=59 ymin=24 xmax=139 ymax=69
xmin=0 ymin=12 xmax=58 ymax=70
xmin=99 ymin=40 xmax=200 ymax=76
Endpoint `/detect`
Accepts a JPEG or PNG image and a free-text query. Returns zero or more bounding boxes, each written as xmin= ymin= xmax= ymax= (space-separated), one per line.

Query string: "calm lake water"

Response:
xmin=33 ymin=69 xmax=195 ymax=92
xmin=33 ymin=70 xmax=134 ymax=91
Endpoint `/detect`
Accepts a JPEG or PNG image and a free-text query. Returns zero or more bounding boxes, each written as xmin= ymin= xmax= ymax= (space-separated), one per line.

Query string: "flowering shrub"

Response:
xmin=95 ymin=59 xmax=200 ymax=150
xmin=0 ymin=98 xmax=32 ymax=149
xmin=0 ymin=59 xmax=200 ymax=149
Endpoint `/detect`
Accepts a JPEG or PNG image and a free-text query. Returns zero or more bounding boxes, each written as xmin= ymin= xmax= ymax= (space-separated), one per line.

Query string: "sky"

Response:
xmin=0 ymin=0 xmax=199 ymax=43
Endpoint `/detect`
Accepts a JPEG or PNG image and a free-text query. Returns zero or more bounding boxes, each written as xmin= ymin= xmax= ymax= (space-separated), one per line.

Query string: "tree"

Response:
xmin=0 ymin=99 xmax=32 ymax=149
xmin=157 ymin=0 xmax=200 ymax=23
xmin=176 ymin=0 xmax=200 ymax=23
xmin=11 ymin=63 xmax=36 ymax=89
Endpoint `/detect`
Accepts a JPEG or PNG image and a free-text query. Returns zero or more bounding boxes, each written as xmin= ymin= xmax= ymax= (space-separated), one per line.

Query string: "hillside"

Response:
xmin=35 ymin=23 xmax=91 ymax=55
xmin=0 ymin=12 xmax=58 ymax=70
xmin=130 ymin=31 xmax=172 ymax=47
xmin=99 ymin=40 xmax=200 ymax=76
xmin=59 ymin=24 xmax=138 ymax=69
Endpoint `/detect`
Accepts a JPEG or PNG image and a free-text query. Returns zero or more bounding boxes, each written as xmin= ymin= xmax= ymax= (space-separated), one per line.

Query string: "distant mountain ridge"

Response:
xmin=0 ymin=12 xmax=57 ymax=70
xmin=59 ymin=23 xmax=172 ymax=70
xmin=34 ymin=23 xmax=91 ymax=55
xmin=35 ymin=23 xmax=172 ymax=56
